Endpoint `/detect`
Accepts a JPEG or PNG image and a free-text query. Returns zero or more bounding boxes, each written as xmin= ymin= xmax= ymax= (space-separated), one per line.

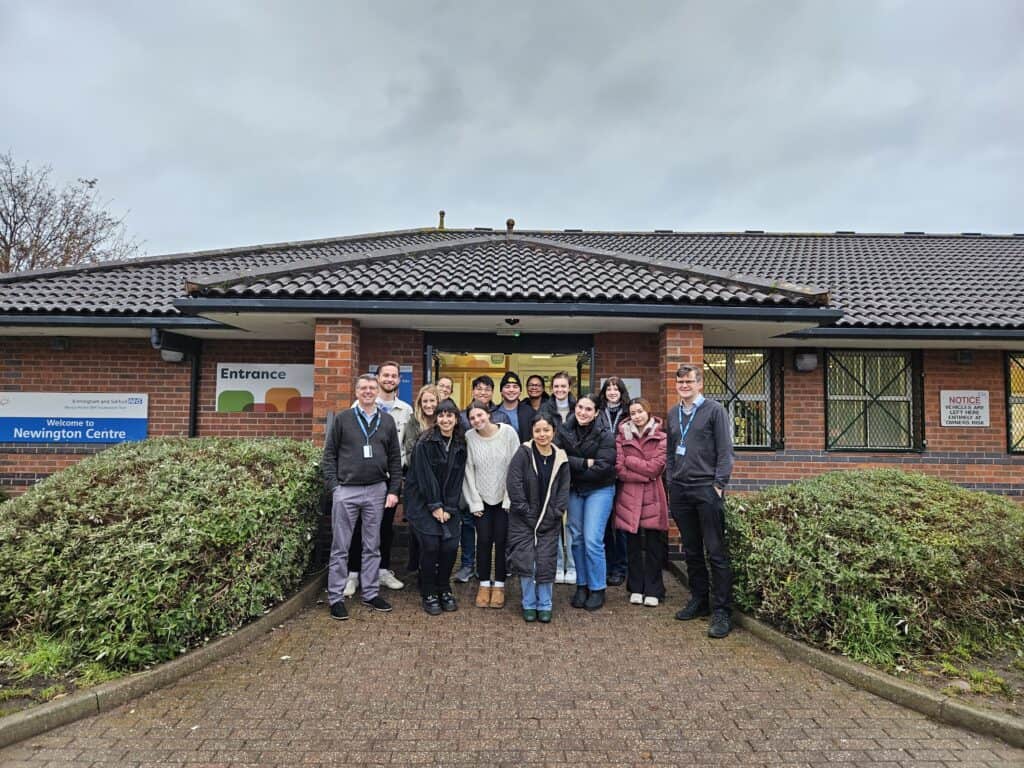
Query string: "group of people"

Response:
xmin=320 ymin=361 xmax=735 ymax=638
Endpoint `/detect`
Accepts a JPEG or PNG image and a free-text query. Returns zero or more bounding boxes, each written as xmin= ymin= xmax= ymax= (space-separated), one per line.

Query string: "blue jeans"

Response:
xmin=567 ymin=485 xmax=615 ymax=590
xmin=555 ymin=512 xmax=575 ymax=574
xmin=459 ymin=512 xmax=477 ymax=569
xmin=520 ymin=571 xmax=554 ymax=611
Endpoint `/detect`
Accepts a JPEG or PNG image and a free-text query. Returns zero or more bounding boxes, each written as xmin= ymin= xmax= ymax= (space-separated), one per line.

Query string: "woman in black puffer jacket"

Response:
xmin=555 ymin=395 xmax=617 ymax=612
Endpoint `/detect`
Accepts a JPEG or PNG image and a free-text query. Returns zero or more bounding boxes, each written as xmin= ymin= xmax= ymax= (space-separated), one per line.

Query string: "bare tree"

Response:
xmin=0 ymin=151 xmax=141 ymax=273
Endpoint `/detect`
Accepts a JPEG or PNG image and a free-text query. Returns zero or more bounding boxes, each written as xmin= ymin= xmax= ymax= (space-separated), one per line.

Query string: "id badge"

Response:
xmin=676 ymin=445 xmax=687 ymax=457
xmin=363 ymin=445 xmax=373 ymax=459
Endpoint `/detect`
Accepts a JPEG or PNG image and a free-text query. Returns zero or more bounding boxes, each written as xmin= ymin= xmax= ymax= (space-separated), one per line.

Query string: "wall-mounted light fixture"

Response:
xmin=794 ymin=349 xmax=819 ymax=373
xmin=150 ymin=328 xmax=200 ymax=364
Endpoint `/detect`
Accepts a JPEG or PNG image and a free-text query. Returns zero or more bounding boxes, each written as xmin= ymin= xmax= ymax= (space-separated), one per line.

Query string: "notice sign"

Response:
xmin=0 ymin=392 xmax=149 ymax=443
xmin=216 ymin=363 xmax=314 ymax=413
xmin=940 ymin=390 xmax=990 ymax=427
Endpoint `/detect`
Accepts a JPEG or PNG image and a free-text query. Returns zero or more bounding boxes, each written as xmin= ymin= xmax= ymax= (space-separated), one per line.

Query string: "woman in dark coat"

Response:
xmin=556 ymin=395 xmax=617 ymax=612
xmin=614 ymin=397 xmax=669 ymax=606
xmin=595 ymin=376 xmax=632 ymax=586
xmin=403 ymin=399 xmax=467 ymax=615
xmin=506 ymin=413 xmax=570 ymax=623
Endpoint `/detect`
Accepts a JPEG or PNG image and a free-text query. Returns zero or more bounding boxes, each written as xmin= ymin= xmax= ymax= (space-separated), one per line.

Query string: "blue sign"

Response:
xmin=0 ymin=393 xmax=149 ymax=444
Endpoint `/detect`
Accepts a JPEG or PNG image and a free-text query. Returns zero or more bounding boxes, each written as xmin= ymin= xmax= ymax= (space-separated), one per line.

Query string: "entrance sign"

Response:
xmin=0 ymin=392 xmax=149 ymax=443
xmin=940 ymin=390 xmax=989 ymax=427
xmin=216 ymin=364 xmax=314 ymax=413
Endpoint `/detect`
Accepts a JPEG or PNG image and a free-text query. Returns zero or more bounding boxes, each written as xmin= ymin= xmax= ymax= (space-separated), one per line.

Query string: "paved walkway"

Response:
xmin=2 ymin=571 xmax=1022 ymax=767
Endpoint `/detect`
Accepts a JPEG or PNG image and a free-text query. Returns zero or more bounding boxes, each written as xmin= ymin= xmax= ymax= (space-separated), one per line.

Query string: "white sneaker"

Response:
xmin=343 ymin=573 xmax=359 ymax=598
xmin=565 ymin=568 xmax=577 ymax=584
xmin=554 ymin=572 xmax=565 ymax=584
xmin=379 ymin=568 xmax=404 ymax=590
xmin=629 ymin=593 xmax=643 ymax=605
xmin=643 ymin=596 xmax=659 ymax=607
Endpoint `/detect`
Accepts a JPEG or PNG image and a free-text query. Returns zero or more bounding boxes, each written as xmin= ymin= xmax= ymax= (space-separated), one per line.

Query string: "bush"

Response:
xmin=0 ymin=438 xmax=321 ymax=677
xmin=728 ymin=470 xmax=1024 ymax=667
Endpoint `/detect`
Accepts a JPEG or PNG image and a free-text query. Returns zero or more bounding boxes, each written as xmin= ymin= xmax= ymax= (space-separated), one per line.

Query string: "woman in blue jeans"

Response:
xmin=555 ymin=395 xmax=617 ymax=611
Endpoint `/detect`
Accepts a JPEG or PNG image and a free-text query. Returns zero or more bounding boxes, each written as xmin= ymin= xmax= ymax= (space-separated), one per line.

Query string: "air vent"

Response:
xmin=563 ymin=228 xmax=583 ymax=232
xmin=835 ymin=230 xmax=855 ymax=235
xmin=961 ymin=232 xmax=982 ymax=237
xmin=473 ymin=227 xmax=493 ymax=231
xmin=654 ymin=229 xmax=673 ymax=234
xmin=904 ymin=231 xmax=924 ymax=235
xmin=744 ymin=230 xmax=764 ymax=234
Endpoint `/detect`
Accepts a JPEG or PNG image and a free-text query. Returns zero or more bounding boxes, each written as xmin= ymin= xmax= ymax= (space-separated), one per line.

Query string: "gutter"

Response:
xmin=173 ymin=297 xmax=844 ymax=324
xmin=0 ymin=315 xmax=227 ymax=329
xmin=787 ymin=327 xmax=1024 ymax=340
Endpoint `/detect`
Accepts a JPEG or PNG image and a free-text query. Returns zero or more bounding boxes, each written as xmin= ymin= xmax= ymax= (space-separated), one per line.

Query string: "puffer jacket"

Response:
xmin=403 ymin=427 xmax=467 ymax=540
xmin=505 ymin=442 xmax=570 ymax=583
xmin=555 ymin=414 xmax=616 ymax=493
xmin=613 ymin=416 xmax=669 ymax=533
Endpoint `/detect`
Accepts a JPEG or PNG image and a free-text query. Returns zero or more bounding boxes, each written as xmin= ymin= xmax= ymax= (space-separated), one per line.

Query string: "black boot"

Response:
xmin=584 ymin=589 xmax=605 ymax=612
xmin=674 ymin=596 xmax=710 ymax=621
xmin=570 ymin=586 xmax=589 ymax=609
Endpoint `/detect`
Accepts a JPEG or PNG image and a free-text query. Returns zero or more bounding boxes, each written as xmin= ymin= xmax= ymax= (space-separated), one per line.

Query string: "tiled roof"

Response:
xmin=1 ymin=228 xmax=1022 ymax=329
xmin=186 ymin=236 xmax=827 ymax=308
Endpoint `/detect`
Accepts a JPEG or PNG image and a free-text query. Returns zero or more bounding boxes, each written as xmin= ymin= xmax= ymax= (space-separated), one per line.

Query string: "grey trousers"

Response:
xmin=328 ymin=481 xmax=386 ymax=605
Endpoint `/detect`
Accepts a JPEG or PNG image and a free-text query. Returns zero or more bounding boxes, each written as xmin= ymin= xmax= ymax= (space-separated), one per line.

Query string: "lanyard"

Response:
xmin=677 ymin=401 xmax=701 ymax=446
xmin=354 ymin=406 xmax=380 ymax=444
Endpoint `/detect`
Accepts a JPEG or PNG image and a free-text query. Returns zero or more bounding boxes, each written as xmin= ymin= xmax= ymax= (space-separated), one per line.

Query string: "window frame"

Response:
xmin=702 ymin=347 xmax=784 ymax=451
xmin=1007 ymin=352 xmax=1024 ymax=454
xmin=824 ymin=349 xmax=924 ymax=452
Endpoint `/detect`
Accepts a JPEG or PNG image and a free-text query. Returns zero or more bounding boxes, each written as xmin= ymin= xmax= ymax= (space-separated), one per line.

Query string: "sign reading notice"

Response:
xmin=216 ymin=364 xmax=314 ymax=413
xmin=0 ymin=392 xmax=149 ymax=443
xmin=940 ymin=390 xmax=990 ymax=427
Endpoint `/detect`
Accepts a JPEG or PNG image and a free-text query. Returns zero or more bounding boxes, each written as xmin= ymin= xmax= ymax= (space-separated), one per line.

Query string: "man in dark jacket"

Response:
xmin=495 ymin=371 xmax=536 ymax=442
xmin=665 ymin=364 xmax=735 ymax=638
xmin=321 ymin=373 xmax=402 ymax=621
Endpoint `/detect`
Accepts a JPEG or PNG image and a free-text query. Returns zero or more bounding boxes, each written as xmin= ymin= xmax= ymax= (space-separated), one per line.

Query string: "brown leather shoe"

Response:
xmin=475 ymin=585 xmax=492 ymax=608
xmin=489 ymin=585 xmax=505 ymax=609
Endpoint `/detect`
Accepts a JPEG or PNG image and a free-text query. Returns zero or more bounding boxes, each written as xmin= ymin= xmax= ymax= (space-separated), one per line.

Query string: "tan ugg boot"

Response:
xmin=475 ymin=585 xmax=492 ymax=608
xmin=489 ymin=585 xmax=505 ymax=609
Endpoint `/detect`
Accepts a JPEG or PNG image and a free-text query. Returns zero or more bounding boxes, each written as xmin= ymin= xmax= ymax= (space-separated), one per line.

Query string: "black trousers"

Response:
xmin=475 ymin=503 xmax=508 ymax=582
xmin=348 ymin=505 xmax=396 ymax=572
xmin=604 ymin=515 xmax=628 ymax=577
xmin=417 ymin=531 xmax=459 ymax=598
xmin=626 ymin=527 xmax=667 ymax=599
xmin=669 ymin=483 xmax=732 ymax=612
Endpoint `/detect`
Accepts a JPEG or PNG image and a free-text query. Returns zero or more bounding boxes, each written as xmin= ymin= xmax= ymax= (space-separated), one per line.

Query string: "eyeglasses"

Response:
xmin=676 ymin=378 xmax=698 ymax=385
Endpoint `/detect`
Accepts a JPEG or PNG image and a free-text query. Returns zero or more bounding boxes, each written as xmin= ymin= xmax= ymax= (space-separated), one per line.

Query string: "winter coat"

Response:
xmin=554 ymin=415 xmax=617 ymax=493
xmin=403 ymin=428 xmax=467 ymax=540
xmin=614 ymin=417 xmax=669 ymax=533
xmin=492 ymin=400 xmax=537 ymax=442
xmin=537 ymin=394 xmax=577 ymax=430
xmin=401 ymin=416 xmax=428 ymax=470
xmin=505 ymin=442 xmax=570 ymax=583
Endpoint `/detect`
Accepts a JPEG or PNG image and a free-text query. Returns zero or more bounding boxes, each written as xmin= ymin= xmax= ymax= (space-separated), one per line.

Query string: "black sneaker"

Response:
xmin=570 ymin=586 xmax=589 ymax=609
xmin=361 ymin=595 xmax=393 ymax=613
xmin=674 ymin=597 xmax=711 ymax=621
xmin=584 ymin=589 xmax=605 ymax=612
xmin=708 ymin=609 xmax=732 ymax=639
xmin=606 ymin=573 xmax=625 ymax=587
xmin=329 ymin=601 xmax=349 ymax=621
xmin=422 ymin=595 xmax=442 ymax=616
xmin=439 ymin=592 xmax=458 ymax=612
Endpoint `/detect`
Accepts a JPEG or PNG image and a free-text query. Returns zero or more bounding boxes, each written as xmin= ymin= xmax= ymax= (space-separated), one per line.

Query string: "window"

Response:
xmin=703 ymin=348 xmax=782 ymax=448
xmin=826 ymin=350 xmax=922 ymax=450
xmin=1009 ymin=353 xmax=1024 ymax=453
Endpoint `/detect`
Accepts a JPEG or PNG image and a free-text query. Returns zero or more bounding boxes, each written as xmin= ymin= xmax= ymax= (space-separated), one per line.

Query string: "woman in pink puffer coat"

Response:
xmin=614 ymin=397 xmax=669 ymax=607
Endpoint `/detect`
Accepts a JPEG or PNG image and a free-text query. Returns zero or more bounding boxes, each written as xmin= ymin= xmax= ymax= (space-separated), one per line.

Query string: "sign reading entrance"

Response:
xmin=940 ymin=390 xmax=990 ymax=427
xmin=0 ymin=392 xmax=149 ymax=443
xmin=216 ymin=364 xmax=314 ymax=413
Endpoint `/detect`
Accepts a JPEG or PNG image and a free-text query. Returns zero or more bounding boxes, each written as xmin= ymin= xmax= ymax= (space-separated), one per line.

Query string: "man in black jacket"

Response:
xmin=495 ymin=371 xmax=536 ymax=442
xmin=321 ymin=373 xmax=402 ymax=620
xmin=665 ymin=364 xmax=735 ymax=638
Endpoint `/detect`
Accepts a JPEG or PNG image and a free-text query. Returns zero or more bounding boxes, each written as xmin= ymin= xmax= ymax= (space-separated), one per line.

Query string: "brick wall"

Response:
xmin=358 ymin=328 xmax=425 ymax=395
xmin=1 ymin=336 xmax=191 ymax=493
xmin=197 ymin=340 xmax=313 ymax=439
xmin=313 ymin=319 xmax=360 ymax=444
xmin=594 ymin=332 xmax=662 ymax=415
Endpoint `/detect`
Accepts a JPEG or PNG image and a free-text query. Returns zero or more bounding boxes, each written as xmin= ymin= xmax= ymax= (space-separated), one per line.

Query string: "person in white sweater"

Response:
xmin=463 ymin=400 xmax=523 ymax=609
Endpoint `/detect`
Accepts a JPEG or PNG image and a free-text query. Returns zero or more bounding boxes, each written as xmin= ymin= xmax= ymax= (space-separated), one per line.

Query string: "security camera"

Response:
xmin=504 ymin=318 xmax=520 ymax=326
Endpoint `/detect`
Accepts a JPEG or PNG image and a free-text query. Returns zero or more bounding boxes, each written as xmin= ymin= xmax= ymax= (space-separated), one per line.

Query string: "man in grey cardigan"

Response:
xmin=321 ymin=373 xmax=402 ymax=620
xmin=665 ymin=364 xmax=735 ymax=638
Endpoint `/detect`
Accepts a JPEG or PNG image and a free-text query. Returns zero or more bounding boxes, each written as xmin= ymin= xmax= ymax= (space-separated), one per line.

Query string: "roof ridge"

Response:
xmin=0 ymin=226 xmax=448 ymax=284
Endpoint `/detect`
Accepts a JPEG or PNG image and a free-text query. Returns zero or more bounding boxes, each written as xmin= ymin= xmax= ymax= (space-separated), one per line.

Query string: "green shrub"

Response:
xmin=0 ymin=438 xmax=321 ymax=676
xmin=728 ymin=470 xmax=1024 ymax=667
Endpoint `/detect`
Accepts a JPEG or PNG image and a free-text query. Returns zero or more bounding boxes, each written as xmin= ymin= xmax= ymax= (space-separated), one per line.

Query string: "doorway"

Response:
xmin=425 ymin=333 xmax=594 ymax=408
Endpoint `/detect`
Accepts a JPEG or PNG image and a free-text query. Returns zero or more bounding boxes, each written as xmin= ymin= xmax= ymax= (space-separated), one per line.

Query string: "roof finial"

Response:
xmin=438 ymin=210 xmax=446 ymax=230
xmin=506 ymin=218 xmax=515 ymax=235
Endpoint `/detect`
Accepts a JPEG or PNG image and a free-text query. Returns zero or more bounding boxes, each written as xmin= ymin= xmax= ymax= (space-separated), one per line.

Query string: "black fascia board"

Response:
xmin=787 ymin=327 xmax=1024 ymax=340
xmin=0 ymin=314 xmax=227 ymax=329
xmin=174 ymin=297 xmax=844 ymax=324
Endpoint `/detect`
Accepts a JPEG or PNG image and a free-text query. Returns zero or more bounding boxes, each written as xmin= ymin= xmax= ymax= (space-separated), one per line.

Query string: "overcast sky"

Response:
xmin=2 ymin=1 xmax=1022 ymax=256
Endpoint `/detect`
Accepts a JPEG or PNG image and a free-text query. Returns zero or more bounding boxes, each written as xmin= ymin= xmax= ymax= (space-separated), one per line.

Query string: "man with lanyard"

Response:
xmin=321 ymin=373 xmax=402 ymax=620
xmin=496 ymin=370 xmax=535 ymax=442
xmin=345 ymin=361 xmax=412 ymax=596
xmin=665 ymin=364 xmax=735 ymax=638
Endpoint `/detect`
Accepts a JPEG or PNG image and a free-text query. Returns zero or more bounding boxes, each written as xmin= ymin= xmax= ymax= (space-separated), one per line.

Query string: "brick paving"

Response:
xmin=2 ymin=571 xmax=1022 ymax=767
